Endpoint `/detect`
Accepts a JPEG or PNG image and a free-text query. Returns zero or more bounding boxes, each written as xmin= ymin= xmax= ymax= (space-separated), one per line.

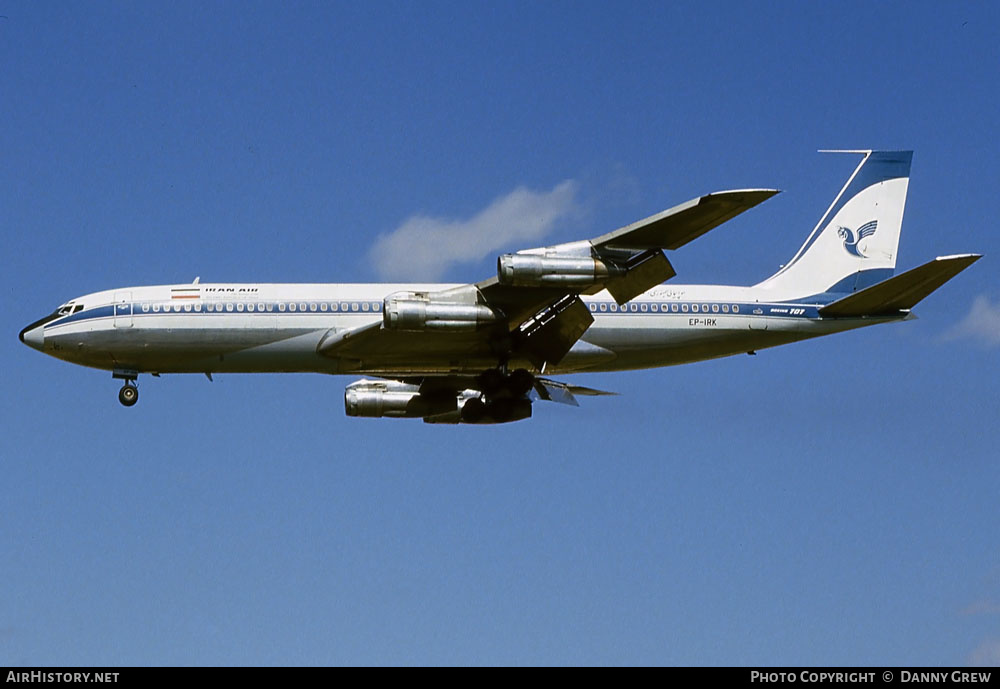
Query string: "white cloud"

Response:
xmin=369 ymin=180 xmax=579 ymax=281
xmin=968 ymin=638 xmax=1000 ymax=667
xmin=944 ymin=295 xmax=1000 ymax=347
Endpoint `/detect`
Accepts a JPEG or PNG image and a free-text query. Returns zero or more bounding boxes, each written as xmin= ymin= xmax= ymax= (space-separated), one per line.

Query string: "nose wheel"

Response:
xmin=118 ymin=382 xmax=138 ymax=407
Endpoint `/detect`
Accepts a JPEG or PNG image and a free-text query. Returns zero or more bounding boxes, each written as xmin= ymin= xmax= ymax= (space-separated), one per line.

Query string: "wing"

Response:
xmin=319 ymin=188 xmax=778 ymax=371
xmin=590 ymin=189 xmax=780 ymax=251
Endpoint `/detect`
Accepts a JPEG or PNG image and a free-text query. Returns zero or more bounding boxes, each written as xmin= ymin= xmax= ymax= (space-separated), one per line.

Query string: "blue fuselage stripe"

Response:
xmin=44 ymin=300 xmax=831 ymax=332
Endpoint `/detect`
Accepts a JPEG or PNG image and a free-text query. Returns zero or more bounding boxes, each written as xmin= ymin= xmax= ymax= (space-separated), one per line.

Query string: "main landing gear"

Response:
xmin=461 ymin=367 xmax=535 ymax=423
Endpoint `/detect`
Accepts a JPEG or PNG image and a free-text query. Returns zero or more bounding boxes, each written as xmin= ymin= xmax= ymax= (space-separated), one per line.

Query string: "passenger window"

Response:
xmin=599 ymin=303 xmax=607 ymax=312
xmin=362 ymin=302 xmax=369 ymax=312
xmin=589 ymin=303 xmax=596 ymax=312
xmin=310 ymin=303 xmax=317 ymax=312
xmin=722 ymin=304 xmax=729 ymax=313
xmin=651 ymin=304 xmax=658 ymax=312
xmin=640 ymin=303 xmax=647 ymax=312
xmin=226 ymin=303 xmax=234 ymax=312
xmin=733 ymin=305 xmax=740 ymax=313
xmin=373 ymin=302 xmax=381 ymax=312
xmin=671 ymin=304 xmax=679 ymax=313
xmin=152 ymin=303 xmax=160 ymax=312
xmin=289 ymin=303 xmax=297 ymax=312
xmin=712 ymin=304 xmax=719 ymax=313
xmin=351 ymin=303 xmax=359 ymax=312
xmin=184 ymin=303 xmax=192 ymax=312
xmin=610 ymin=304 xmax=618 ymax=312
xmin=299 ymin=303 xmax=307 ymax=312
xmin=278 ymin=303 xmax=286 ymax=312
xmin=692 ymin=304 xmax=699 ymax=313
xmin=236 ymin=303 xmax=244 ymax=312
xmin=682 ymin=304 xmax=689 ymax=312
xmin=320 ymin=303 xmax=328 ymax=312
xmin=142 ymin=304 xmax=149 ymax=313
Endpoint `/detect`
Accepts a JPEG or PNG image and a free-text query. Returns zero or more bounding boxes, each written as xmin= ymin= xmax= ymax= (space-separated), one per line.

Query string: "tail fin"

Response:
xmin=755 ymin=150 xmax=912 ymax=300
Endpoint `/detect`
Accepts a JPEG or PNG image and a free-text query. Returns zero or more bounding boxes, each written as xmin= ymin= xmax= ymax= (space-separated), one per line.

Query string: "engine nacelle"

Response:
xmin=497 ymin=253 xmax=622 ymax=287
xmin=346 ymin=380 xmax=535 ymax=424
xmin=344 ymin=380 xmax=454 ymax=418
xmin=423 ymin=396 xmax=533 ymax=425
xmin=383 ymin=294 xmax=498 ymax=332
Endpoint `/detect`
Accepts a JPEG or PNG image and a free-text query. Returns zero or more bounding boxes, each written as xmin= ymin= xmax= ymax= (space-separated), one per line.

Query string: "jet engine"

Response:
xmin=345 ymin=379 xmax=534 ymax=424
xmin=344 ymin=380 xmax=454 ymax=418
xmin=497 ymin=253 xmax=623 ymax=287
xmin=383 ymin=294 xmax=498 ymax=331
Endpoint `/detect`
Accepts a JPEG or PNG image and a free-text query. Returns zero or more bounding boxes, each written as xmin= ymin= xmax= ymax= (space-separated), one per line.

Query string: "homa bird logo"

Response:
xmin=837 ymin=220 xmax=878 ymax=258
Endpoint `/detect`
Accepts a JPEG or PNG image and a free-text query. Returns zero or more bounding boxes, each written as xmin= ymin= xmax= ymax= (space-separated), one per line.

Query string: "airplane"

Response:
xmin=19 ymin=150 xmax=981 ymax=424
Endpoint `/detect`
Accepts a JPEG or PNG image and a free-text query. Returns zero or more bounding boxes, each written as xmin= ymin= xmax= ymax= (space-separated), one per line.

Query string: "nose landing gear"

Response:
xmin=113 ymin=369 xmax=140 ymax=407
xmin=118 ymin=382 xmax=138 ymax=407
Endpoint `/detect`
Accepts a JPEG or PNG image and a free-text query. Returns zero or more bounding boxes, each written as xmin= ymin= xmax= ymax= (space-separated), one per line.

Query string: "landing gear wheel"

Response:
xmin=509 ymin=369 xmax=534 ymax=396
xmin=461 ymin=398 xmax=486 ymax=423
xmin=118 ymin=384 xmax=138 ymax=407
xmin=489 ymin=398 xmax=514 ymax=421
xmin=478 ymin=369 xmax=505 ymax=395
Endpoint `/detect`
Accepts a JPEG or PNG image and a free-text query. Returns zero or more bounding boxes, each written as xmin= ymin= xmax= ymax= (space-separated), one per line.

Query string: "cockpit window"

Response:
xmin=54 ymin=303 xmax=84 ymax=316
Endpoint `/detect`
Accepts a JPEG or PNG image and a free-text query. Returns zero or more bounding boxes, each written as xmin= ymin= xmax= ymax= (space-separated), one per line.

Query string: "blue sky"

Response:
xmin=2 ymin=1 xmax=999 ymax=666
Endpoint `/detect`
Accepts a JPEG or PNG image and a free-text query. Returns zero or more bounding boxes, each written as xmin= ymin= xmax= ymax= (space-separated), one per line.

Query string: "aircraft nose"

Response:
xmin=19 ymin=321 xmax=45 ymax=351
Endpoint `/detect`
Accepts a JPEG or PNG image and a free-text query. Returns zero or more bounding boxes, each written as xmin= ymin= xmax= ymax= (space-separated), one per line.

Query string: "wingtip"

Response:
xmin=935 ymin=253 xmax=983 ymax=263
xmin=710 ymin=188 xmax=781 ymax=196
xmin=703 ymin=188 xmax=781 ymax=208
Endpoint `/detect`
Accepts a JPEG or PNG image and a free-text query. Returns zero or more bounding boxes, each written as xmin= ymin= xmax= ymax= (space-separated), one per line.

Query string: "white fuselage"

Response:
xmin=27 ymin=281 xmax=898 ymax=378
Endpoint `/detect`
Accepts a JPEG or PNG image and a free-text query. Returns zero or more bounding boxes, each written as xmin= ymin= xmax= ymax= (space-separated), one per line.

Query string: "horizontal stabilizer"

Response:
xmin=592 ymin=189 xmax=779 ymax=251
xmin=819 ymin=254 xmax=982 ymax=317
xmin=533 ymin=378 xmax=617 ymax=406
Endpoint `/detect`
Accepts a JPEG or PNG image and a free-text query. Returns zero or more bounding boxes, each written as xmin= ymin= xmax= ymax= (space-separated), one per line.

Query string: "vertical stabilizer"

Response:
xmin=755 ymin=150 xmax=912 ymax=300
